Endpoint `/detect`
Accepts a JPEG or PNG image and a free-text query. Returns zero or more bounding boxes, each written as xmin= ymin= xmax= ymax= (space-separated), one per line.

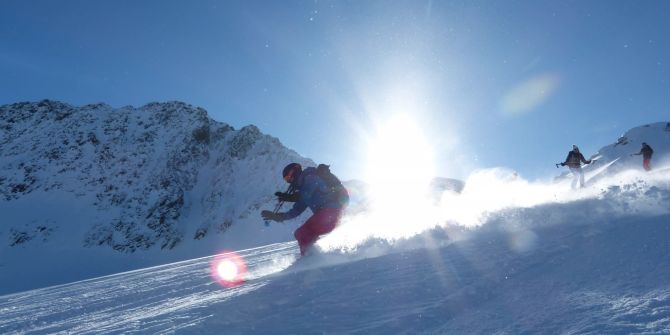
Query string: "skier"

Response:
xmin=558 ymin=145 xmax=592 ymax=189
xmin=261 ymin=163 xmax=348 ymax=256
xmin=631 ymin=142 xmax=654 ymax=171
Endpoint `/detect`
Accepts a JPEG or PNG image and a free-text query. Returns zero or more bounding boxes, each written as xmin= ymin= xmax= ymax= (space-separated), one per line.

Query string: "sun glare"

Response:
xmin=364 ymin=114 xmax=439 ymax=238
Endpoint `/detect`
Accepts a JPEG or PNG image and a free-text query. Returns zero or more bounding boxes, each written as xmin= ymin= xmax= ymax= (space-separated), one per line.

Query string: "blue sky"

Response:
xmin=1 ymin=0 xmax=668 ymax=181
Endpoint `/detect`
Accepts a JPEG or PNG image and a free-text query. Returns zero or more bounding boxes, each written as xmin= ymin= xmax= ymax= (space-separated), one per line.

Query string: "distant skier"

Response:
xmin=559 ymin=145 xmax=593 ymax=189
xmin=631 ymin=142 xmax=653 ymax=171
xmin=261 ymin=163 xmax=349 ymax=256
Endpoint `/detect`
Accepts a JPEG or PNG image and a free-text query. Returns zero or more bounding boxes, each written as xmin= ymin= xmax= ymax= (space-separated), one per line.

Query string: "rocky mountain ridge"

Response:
xmin=0 ymin=100 xmax=312 ymax=252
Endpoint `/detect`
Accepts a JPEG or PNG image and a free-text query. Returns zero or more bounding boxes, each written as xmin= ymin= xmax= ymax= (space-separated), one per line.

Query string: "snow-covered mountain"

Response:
xmin=0 ymin=100 xmax=317 ymax=293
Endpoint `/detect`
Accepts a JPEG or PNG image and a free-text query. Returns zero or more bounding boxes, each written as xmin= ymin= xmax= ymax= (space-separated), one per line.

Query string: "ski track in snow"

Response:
xmin=2 ymin=210 xmax=670 ymax=334
xmin=0 ymin=242 xmax=298 ymax=334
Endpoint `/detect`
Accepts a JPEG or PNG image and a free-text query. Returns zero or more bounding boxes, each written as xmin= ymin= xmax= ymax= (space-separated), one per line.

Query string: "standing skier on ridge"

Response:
xmin=261 ymin=163 xmax=349 ymax=256
xmin=558 ymin=145 xmax=593 ymax=189
xmin=631 ymin=142 xmax=653 ymax=171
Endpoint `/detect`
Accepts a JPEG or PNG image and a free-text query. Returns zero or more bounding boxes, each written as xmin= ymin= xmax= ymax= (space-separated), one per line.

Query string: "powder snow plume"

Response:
xmin=319 ymin=164 xmax=670 ymax=255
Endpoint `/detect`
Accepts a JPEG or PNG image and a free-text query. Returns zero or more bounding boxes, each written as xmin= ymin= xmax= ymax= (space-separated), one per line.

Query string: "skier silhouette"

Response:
xmin=631 ymin=142 xmax=653 ymax=171
xmin=559 ymin=145 xmax=593 ymax=189
xmin=261 ymin=163 xmax=348 ymax=256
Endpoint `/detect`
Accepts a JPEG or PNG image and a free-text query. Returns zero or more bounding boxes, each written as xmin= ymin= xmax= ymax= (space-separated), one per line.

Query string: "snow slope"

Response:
xmin=2 ymin=166 xmax=670 ymax=334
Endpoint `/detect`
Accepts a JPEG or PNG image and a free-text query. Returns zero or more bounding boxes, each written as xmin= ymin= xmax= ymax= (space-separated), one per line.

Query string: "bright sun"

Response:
xmin=364 ymin=114 xmax=438 ymax=238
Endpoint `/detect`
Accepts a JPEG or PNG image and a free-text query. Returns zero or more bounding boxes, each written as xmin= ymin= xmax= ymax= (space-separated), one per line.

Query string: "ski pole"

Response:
xmin=265 ymin=201 xmax=284 ymax=227
xmin=264 ymin=184 xmax=295 ymax=226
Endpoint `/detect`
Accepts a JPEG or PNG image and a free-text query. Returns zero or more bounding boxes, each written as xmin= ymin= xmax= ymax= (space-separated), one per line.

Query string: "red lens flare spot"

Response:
xmin=210 ymin=251 xmax=247 ymax=288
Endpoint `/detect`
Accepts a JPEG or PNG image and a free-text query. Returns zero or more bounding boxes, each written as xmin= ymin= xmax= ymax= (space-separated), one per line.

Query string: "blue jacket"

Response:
xmin=280 ymin=167 xmax=345 ymax=221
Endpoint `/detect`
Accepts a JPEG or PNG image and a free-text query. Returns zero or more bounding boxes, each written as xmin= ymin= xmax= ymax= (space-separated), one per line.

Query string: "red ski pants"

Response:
xmin=294 ymin=208 xmax=343 ymax=256
xmin=643 ymin=158 xmax=652 ymax=171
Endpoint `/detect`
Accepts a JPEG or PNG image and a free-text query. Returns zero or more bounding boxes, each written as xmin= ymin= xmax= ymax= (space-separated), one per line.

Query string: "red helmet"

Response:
xmin=282 ymin=163 xmax=302 ymax=183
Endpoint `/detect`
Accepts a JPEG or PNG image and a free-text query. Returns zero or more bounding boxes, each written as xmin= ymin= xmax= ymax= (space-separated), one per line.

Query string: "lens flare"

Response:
xmin=210 ymin=251 xmax=247 ymax=288
xmin=500 ymin=73 xmax=560 ymax=116
xmin=217 ymin=260 xmax=239 ymax=281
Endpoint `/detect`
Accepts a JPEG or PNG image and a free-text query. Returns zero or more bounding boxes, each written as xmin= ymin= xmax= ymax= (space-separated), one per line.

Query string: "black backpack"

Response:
xmin=316 ymin=164 xmax=349 ymax=207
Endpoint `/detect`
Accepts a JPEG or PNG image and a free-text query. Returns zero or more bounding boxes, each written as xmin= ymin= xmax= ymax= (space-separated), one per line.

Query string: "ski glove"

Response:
xmin=261 ymin=210 xmax=283 ymax=222
xmin=275 ymin=192 xmax=300 ymax=202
